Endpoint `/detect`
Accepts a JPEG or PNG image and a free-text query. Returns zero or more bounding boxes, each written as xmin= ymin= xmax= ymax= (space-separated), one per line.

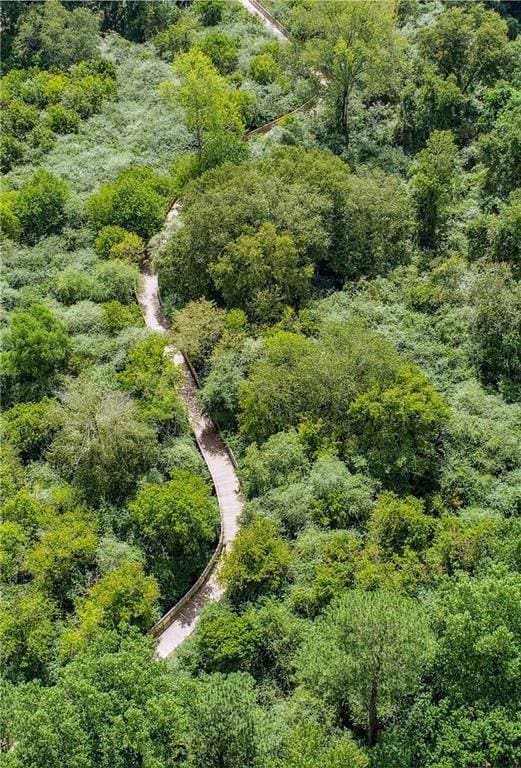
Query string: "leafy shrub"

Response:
xmin=0 ymin=134 xmax=24 ymax=172
xmin=12 ymin=170 xmax=68 ymax=243
xmin=249 ymin=54 xmax=279 ymax=85
xmin=0 ymin=192 xmax=21 ymax=241
xmin=196 ymin=32 xmax=239 ymax=75
xmin=109 ymin=232 xmax=146 ymax=263
xmin=44 ymin=104 xmax=81 ymax=133
xmin=87 ymin=167 xmax=169 ymax=239
xmin=93 ymin=260 xmax=140 ymax=304
xmin=101 ymin=301 xmax=142 ymax=334
xmin=4 ymin=99 xmax=40 ymax=138
xmin=94 ymin=226 xmax=129 ymax=258
xmin=52 ymin=268 xmax=95 ymax=306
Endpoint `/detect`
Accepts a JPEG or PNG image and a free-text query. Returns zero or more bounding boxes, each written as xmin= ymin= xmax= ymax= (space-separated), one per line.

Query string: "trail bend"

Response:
xmin=139 ymin=0 xmax=293 ymax=658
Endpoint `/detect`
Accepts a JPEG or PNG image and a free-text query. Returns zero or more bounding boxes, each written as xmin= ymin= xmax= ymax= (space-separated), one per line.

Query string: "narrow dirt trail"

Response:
xmin=138 ymin=0 xmax=290 ymax=658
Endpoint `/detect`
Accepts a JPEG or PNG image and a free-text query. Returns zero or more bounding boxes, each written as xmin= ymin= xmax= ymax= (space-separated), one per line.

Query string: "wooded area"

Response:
xmin=1 ymin=1 xmax=520 ymax=766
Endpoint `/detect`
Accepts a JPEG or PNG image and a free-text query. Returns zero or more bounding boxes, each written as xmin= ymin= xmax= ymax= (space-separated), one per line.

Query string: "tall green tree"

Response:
xmin=409 ymin=129 xmax=458 ymax=249
xmin=292 ymin=0 xmax=403 ymax=139
xmin=297 ymin=589 xmax=434 ymax=746
xmin=49 ymin=380 xmax=157 ymax=505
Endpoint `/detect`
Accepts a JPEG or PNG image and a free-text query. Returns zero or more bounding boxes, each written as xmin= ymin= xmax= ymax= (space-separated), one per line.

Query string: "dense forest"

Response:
xmin=1 ymin=0 xmax=520 ymax=766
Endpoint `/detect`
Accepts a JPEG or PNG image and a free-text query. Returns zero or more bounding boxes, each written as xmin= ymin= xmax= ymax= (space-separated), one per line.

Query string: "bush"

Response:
xmin=0 ymin=192 xmax=21 ymax=241
xmin=101 ymin=301 xmax=142 ymax=334
xmin=196 ymin=32 xmax=239 ymax=75
xmin=4 ymin=99 xmax=40 ymax=138
xmin=0 ymin=134 xmax=24 ymax=172
xmin=249 ymin=54 xmax=279 ymax=85
xmin=93 ymin=260 xmax=140 ymax=304
xmin=13 ymin=169 xmax=68 ymax=243
xmin=87 ymin=167 xmax=169 ymax=239
xmin=109 ymin=232 xmax=146 ymax=263
xmin=94 ymin=225 xmax=128 ymax=258
xmin=44 ymin=104 xmax=81 ymax=134
xmin=52 ymin=268 xmax=95 ymax=306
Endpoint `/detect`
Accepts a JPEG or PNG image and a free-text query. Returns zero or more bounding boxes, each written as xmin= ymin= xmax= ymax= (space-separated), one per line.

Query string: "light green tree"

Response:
xmin=297 ymin=589 xmax=434 ymax=746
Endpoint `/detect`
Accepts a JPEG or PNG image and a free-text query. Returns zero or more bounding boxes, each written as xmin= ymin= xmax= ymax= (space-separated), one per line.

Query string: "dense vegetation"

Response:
xmin=1 ymin=1 xmax=520 ymax=767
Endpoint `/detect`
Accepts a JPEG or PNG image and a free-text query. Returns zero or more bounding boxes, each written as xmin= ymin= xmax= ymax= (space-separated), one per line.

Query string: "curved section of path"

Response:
xmin=139 ymin=227 xmax=243 ymax=658
xmin=138 ymin=0 xmax=290 ymax=658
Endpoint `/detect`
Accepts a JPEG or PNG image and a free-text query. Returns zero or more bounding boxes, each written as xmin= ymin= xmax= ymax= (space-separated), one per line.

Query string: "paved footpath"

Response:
xmin=139 ymin=210 xmax=242 ymax=658
xmin=139 ymin=0 xmax=288 ymax=658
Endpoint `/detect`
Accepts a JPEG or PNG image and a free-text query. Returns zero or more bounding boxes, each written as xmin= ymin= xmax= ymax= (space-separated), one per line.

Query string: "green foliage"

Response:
xmin=93 ymin=259 xmax=140 ymax=304
xmin=44 ymin=104 xmax=81 ymax=134
xmin=292 ymin=0 xmax=403 ymax=137
xmin=49 ymin=379 xmax=157 ymax=505
xmin=417 ymin=4 xmax=510 ymax=93
xmin=25 ymin=509 xmax=99 ymax=605
xmin=220 ymin=517 xmax=292 ymax=605
xmin=0 ymin=586 xmax=58 ymax=683
xmin=297 ymin=589 xmax=434 ymax=745
xmin=173 ymin=298 xmax=226 ymax=371
xmin=87 ymin=167 xmax=169 ymax=239
xmin=479 ymin=101 xmax=521 ymax=198
xmin=2 ymin=304 xmax=70 ymax=402
xmin=129 ymin=470 xmax=218 ymax=602
xmin=118 ymin=334 xmax=187 ymax=435
xmin=2 ymin=398 xmax=59 ymax=462
xmin=186 ymin=672 xmax=268 ymax=768
xmin=211 ymin=222 xmax=313 ymax=322
xmin=196 ymin=31 xmax=239 ymax=75
xmin=13 ymin=169 xmax=69 ymax=243
xmin=194 ymin=0 xmax=224 ymax=27
xmin=101 ymin=300 xmax=142 ymax=335
xmin=241 ymin=431 xmax=310 ymax=499
xmin=470 ymin=263 xmax=521 ymax=386
xmin=153 ymin=14 xmax=198 ymax=60
xmin=368 ymin=492 xmax=434 ymax=557
xmin=15 ymin=0 xmax=100 ymax=70
xmin=409 ymin=129 xmax=458 ymax=249
xmin=161 ymin=48 xmax=245 ymax=154
xmin=249 ymin=53 xmax=279 ymax=85
xmin=348 ymin=366 xmax=450 ymax=493
xmin=432 ymin=569 xmax=521 ymax=708
xmin=62 ymin=562 xmax=159 ymax=655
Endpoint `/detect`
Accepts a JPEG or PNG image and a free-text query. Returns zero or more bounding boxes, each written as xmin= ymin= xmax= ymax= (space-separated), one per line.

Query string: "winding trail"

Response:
xmin=139 ymin=0 xmax=290 ymax=658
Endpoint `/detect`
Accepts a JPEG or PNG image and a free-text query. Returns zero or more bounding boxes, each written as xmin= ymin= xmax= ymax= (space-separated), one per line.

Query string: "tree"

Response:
xmin=15 ymin=0 xmax=100 ymax=69
xmin=292 ymin=0 xmax=403 ymax=139
xmin=417 ymin=4 xmax=510 ymax=93
xmin=13 ymin=169 xmax=69 ymax=243
xmin=241 ymin=431 xmax=310 ymax=499
xmin=129 ymin=470 xmax=219 ymax=601
xmin=249 ymin=53 xmax=279 ymax=84
xmin=49 ymin=380 xmax=157 ymax=505
xmin=2 ymin=398 xmax=59 ymax=461
xmin=172 ymin=299 xmax=226 ymax=373
xmin=154 ymin=15 xmax=198 ymax=59
xmin=161 ymin=49 xmax=244 ymax=154
xmin=399 ymin=69 xmax=466 ymax=153
xmin=470 ymin=263 xmax=521 ymax=386
xmin=4 ymin=631 xmax=186 ymax=767
xmin=211 ymin=222 xmax=313 ymax=323
xmin=196 ymin=32 xmax=239 ymax=75
xmin=62 ymin=562 xmax=159 ymax=655
xmin=87 ymin=167 xmax=169 ymax=239
xmin=368 ymin=492 xmax=434 ymax=558
xmin=479 ymin=101 xmax=521 ymax=199
xmin=186 ymin=673 xmax=267 ymax=768
xmin=220 ymin=517 xmax=291 ymax=605
xmin=0 ymin=586 xmax=58 ymax=683
xmin=432 ymin=570 xmax=521 ymax=708
xmin=24 ymin=509 xmax=99 ymax=606
xmin=297 ymin=589 xmax=434 ymax=746
xmin=194 ymin=0 xmax=224 ymax=26
xmin=348 ymin=366 xmax=450 ymax=493
xmin=1 ymin=304 xmax=70 ymax=402
xmin=118 ymin=334 xmax=187 ymax=436
xmin=409 ymin=129 xmax=458 ymax=249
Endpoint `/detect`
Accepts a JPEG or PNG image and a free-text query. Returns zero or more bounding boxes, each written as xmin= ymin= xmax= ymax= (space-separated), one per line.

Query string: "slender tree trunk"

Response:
xmin=340 ymin=89 xmax=350 ymax=145
xmin=368 ymin=678 xmax=378 ymax=748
